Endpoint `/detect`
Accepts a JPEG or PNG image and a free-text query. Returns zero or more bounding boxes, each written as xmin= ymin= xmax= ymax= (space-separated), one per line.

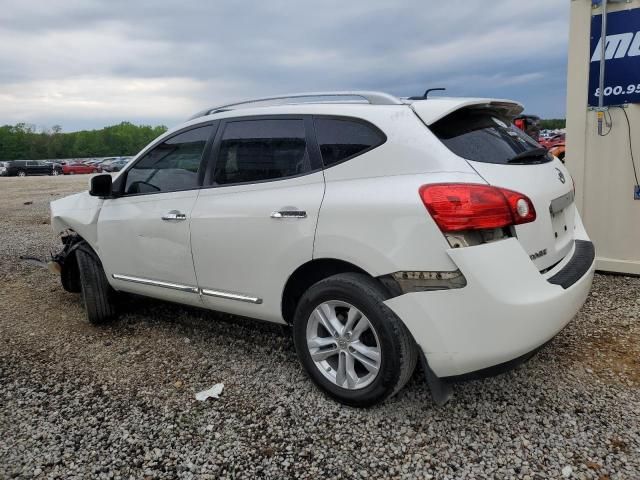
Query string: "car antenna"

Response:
xmin=408 ymin=87 xmax=446 ymax=100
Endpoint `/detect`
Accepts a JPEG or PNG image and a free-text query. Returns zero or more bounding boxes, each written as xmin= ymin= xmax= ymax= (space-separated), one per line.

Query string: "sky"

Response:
xmin=0 ymin=0 xmax=570 ymax=132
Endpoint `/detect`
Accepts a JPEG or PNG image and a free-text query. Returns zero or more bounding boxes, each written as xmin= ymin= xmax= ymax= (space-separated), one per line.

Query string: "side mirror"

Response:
xmin=89 ymin=174 xmax=113 ymax=197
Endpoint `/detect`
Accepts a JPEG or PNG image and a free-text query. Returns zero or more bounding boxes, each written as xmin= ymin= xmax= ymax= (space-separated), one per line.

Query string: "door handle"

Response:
xmin=270 ymin=210 xmax=307 ymax=219
xmin=161 ymin=210 xmax=187 ymax=221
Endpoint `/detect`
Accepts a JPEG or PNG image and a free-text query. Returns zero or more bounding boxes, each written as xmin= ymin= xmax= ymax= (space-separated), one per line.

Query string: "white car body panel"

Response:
xmin=385 ymin=210 xmax=593 ymax=377
xmin=50 ymin=191 xmax=103 ymax=250
xmin=97 ymin=190 xmax=203 ymax=307
xmin=314 ymin=171 xmax=478 ymax=276
xmin=469 ymin=158 xmax=576 ymax=271
xmin=190 ymin=171 xmax=325 ymax=323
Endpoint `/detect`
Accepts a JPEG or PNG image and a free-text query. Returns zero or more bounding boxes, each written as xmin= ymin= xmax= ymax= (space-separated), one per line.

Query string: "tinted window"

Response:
xmin=314 ymin=118 xmax=385 ymax=167
xmin=213 ymin=119 xmax=310 ymax=185
xmin=125 ymin=125 xmax=213 ymax=194
xmin=430 ymin=109 xmax=551 ymax=165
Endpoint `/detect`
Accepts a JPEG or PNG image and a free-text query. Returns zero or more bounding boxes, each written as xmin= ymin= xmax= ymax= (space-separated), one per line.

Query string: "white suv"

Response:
xmin=50 ymin=92 xmax=595 ymax=407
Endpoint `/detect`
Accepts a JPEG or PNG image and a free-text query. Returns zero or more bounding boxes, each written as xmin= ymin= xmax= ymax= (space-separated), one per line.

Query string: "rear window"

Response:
xmin=430 ymin=109 xmax=551 ymax=165
xmin=314 ymin=118 xmax=385 ymax=167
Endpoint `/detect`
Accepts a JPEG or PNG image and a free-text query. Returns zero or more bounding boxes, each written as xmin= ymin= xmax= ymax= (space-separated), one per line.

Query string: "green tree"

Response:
xmin=540 ymin=119 xmax=566 ymax=130
xmin=0 ymin=122 xmax=168 ymax=160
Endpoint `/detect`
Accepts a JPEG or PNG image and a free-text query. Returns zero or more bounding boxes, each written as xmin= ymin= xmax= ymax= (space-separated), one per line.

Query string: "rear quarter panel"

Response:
xmin=313 ymin=109 xmax=486 ymax=275
xmin=314 ymin=171 xmax=484 ymax=275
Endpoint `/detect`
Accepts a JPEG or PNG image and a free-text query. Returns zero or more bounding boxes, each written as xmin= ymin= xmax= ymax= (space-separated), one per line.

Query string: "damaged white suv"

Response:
xmin=50 ymin=92 xmax=594 ymax=406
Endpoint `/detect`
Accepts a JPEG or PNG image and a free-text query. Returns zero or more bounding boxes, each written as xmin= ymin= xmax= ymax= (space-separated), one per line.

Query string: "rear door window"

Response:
xmin=314 ymin=118 xmax=385 ymax=167
xmin=212 ymin=119 xmax=311 ymax=185
xmin=430 ymin=109 xmax=551 ymax=165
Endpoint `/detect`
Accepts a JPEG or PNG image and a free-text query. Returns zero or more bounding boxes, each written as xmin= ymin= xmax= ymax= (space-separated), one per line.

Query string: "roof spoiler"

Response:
xmin=411 ymin=99 xmax=524 ymax=126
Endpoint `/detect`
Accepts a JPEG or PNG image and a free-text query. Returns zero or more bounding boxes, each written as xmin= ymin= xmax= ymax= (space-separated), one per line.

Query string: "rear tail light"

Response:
xmin=419 ymin=183 xmax=536 ymax=232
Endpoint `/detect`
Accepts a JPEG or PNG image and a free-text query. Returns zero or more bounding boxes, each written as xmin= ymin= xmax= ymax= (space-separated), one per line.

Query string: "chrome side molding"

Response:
xmin=201 ymin=288 xmax=263 ymax=304
xmin=112 ymin=274 xmax=199 ymax=293
xmin=112 ymin=274 xmax=263 ymax=304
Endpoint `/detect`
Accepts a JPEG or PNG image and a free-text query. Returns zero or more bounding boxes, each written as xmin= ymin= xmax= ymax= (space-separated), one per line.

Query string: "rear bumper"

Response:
xmin=385 ymin=236 xmax=594 ymax=378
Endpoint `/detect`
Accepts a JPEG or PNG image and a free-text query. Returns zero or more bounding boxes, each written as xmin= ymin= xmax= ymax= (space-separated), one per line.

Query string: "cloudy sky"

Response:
xmin=0 ymin=0 xmax=569 ymax=131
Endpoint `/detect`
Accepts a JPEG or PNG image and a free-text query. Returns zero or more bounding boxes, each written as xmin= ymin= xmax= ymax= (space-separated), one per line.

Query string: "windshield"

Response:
xmin=430 ymin=108 xmax=552 ymax=165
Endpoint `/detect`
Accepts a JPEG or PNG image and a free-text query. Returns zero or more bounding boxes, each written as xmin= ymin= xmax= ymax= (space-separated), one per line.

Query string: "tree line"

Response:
xmin=539 ymin=119 xmax=566 ymax=130
xmin=0 ymin=122 xmax=168 ymax=161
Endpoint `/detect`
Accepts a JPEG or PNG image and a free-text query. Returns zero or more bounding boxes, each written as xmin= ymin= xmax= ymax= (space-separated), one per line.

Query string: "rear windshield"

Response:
xmin=430 ymin=109 xmax=551 ymax=164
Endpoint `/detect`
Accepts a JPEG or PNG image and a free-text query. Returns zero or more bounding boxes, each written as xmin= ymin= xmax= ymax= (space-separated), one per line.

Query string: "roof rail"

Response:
xmin=188 ymin=91 xmax=403 ymax=120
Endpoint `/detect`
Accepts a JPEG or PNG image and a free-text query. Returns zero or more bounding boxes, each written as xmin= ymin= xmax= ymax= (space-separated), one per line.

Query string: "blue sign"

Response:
xmin=589 ymin=8 xmax=640 ymax=107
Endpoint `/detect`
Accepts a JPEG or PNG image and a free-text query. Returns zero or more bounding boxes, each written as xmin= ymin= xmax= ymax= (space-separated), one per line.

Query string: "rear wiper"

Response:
xmin=507 ymin=147 xmax=549 ymax=164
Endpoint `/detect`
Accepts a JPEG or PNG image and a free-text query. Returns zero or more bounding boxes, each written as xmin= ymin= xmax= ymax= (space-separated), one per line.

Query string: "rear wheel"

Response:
xmin=75 ymin=247 xmax=117 ymax=324
xmin=17 ymin=170 xmax=26 ymax=177
xmin=51 ymin=169 xmax=60 ymax=176
xmin=293 ymin=273 xmax=417 ymax=407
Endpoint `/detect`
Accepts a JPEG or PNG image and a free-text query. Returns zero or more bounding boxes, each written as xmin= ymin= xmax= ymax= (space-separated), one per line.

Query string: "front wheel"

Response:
xmin=17 ymin=170 xmax=26 ymax=177
xmin=75 ymin=247 xmax=117 ymax=324
xmin=51 ymin=169 xmax=60 ymax=176
xmin=293 ymin=273 xmax=417 ymax=407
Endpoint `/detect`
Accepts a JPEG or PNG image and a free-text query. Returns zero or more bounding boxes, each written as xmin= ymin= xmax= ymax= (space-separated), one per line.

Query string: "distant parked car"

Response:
xmin=539 ymin=134 xmax=565 ymax=149
xmin=101 ymin=158 xmax=129 ymax=172
xmin=0 ymin=160 xmax=61 ymax=177
xmin=513 ymin=115 xmax=541 ymax=141
xmin=43 ymin=161 xmax=64 ymax=176
xmin=97 ymin=157 xmax=119 ymax=168
xmin=62 ymin=163 xmax=101 ymax=175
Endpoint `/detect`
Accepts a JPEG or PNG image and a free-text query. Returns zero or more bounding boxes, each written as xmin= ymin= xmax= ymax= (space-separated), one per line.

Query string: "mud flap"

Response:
xmin=419 ymin=352 xmax=452 ymax=406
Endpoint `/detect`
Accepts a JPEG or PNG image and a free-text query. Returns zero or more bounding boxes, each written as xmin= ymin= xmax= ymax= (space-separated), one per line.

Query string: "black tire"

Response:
xmin=75 ymin=247 xmax=117 ymax=324
xmin=293 ymin=273 xmax=417 ymax=407
xmin=17 ymin=170 xmax=26 ymax=177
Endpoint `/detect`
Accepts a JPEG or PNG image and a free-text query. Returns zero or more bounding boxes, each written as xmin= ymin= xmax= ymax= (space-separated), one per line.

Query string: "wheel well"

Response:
xmin=58 ymin=234 xmax=92 ymax=293
xmin=281 ymin=258 xmax=371 ymax=324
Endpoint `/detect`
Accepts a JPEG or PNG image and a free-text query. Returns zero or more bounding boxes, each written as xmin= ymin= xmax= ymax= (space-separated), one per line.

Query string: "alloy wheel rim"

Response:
xmin=306 ymin=300 xmax=381 ymax=390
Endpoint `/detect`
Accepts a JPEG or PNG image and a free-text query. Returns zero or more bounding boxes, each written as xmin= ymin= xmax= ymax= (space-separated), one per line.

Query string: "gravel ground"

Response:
xmin=0 ymin=175 xmax=639 ymax=479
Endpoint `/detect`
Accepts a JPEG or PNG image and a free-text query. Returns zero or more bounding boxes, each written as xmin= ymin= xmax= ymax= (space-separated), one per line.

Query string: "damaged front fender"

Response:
xmin=50 ymin=191 xmax=103 ymax=252
xmin=50 ymin=190 xmax=104 ymax=293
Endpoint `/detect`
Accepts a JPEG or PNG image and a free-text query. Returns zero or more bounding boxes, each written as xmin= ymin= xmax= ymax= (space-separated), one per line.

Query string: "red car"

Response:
xmin=62 ymin=163 xmax=101 ymax=175
xmin=539 ymin=134 xmax=565 ymax=149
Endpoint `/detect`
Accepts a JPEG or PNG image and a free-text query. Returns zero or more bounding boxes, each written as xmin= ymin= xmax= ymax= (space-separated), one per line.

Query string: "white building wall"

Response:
xmin=566 ymin=0 xmax=640 ymax=274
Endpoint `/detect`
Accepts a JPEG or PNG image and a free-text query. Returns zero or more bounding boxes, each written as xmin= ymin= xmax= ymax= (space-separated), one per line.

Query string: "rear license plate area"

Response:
xmin=549 ymin=190 xmax=574 ymax=241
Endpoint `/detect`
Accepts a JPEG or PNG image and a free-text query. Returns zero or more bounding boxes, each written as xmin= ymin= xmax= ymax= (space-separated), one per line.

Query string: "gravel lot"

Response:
xmin=1 ymin=175 xmax=639 ymax=479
